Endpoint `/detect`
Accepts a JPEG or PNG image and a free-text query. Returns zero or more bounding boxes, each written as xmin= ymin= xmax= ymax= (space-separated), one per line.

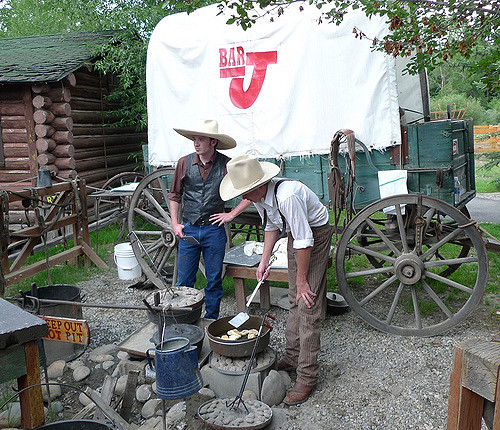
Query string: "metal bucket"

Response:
xmin=36 ymin=284 xmax=85 ymax=365
xmin=146 ymin=337 xmax=203 ymax=400
xmin=36 ymin=420 xmax=115 ymax=429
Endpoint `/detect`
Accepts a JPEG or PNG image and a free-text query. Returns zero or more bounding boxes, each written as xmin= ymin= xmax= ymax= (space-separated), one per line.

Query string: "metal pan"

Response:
xmin=206 ymin=316 xmax=270 ymax=358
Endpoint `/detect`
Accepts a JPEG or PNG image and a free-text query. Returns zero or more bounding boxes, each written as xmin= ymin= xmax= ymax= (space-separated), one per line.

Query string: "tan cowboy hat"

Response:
xmin=173 ymin=119 xmax=236 ymax=150
xmin=220 ymin=154 xmax=280 ymax=201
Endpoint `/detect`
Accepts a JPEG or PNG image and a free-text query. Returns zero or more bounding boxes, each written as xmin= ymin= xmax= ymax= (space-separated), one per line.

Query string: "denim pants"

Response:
xmin=176 ymin=223 xmax=226 ymax=319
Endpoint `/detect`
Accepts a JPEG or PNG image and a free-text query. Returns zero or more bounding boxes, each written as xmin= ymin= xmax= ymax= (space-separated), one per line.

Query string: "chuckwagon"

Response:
xmin=126 ymin=3 xmax=493 ymax=337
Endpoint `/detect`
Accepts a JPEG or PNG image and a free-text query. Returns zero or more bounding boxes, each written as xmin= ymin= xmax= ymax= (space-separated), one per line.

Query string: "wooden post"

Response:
xmin=446 ymin=338 xmax=500 ymax=430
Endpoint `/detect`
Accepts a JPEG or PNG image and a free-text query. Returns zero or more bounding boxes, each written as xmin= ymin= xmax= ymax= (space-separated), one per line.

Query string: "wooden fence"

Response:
xmin=474 ymin=125 xmax=500 ymax=153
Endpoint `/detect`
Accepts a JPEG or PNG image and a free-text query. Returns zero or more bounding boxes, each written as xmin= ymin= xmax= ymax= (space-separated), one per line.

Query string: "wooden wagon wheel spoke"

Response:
xmin=128 ymin=168 xmax=178 ymax=290
xmin=336 ymin=194 xmax=488 ymax=336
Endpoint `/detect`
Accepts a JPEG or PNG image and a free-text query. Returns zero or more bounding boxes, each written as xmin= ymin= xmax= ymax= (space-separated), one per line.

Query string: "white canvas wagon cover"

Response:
xmin=147 ymin=4 xmax=424 ymax=166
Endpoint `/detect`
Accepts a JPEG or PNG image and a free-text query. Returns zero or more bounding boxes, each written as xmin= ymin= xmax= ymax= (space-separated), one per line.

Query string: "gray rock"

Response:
xmin=41 ymin=381 xmax=62 ymax=402
xmin=261 ymin=370 xmax=286 ymax=406
xmin=91 ymin=354 xmax=114 ymax=363
xmin=88 ymin=344 xmax=118 ymax=361
xmin=79 ymin=391 xmax=93 ymax=406
xmin=278 ymin=370 xmax=292 ymax=387
xmin=47 ymin=401 xmax=64 ymax=414
xmin=115 ymin=358 xmax=146 ymax=377
xmin=117 ymin=350 xmax=130 ymax=360
xmin=67 ymin=360 xmax=85 ymax=370
xmin=102 ymin=360 xmax=115 ymax=371
xmin=151 ymin=381 xmax=157 ymax=394
xmin=166 ymin=401 xmax=186 ymax=422
xmin=198 ymin=387 xmax=216 ymax=398
xmin=136 ymin=384 xmax=153 ymax=403
xmin=115 ymin=374 xmax=128 ymax=396
xmin=0 ymin=402 xmax=21 ymax=428
xmin=47 ymin=360 xmax=66 ymax=379
xmin=136 ymin=416 xmax=161 ymax=430
xmin=242 ymin=390 xmax=258 ymax=400
xmin=73 ymin=365 xmax=91 ymax=382
xmin=141 ymin=398 xmax=162 ymax=419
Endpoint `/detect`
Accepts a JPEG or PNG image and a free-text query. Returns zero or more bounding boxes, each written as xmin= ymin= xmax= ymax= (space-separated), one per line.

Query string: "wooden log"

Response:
xmin=46 ymin=87 xmax=71 ymax=103
xmin=4 ymin=143 xmax=29 ymax=158
xmin=72 ymin=110 xmax=104 ymax=124
xmin=37 ymin=153 xmax=56 ymax=166
xmin=54 ymin=157 xmax=76 ymax=170
xmin=35 ymin=138 xmax=56 ymax=153
xmin=72 ymin=124 xmax=138 ymax=136
xmin=52 ymin=144 xmax=75 ymax=158
xmin=4 ymin=158 xmax=31 ymax=169
xmin=74 ymin=143 xmax=140 ymax=160
xmin=23 ymin=85 xmax=38 ymax=187
xmin=31 ymin=84 xmax=51 ymax=94
xmin=79 ymin=163 xmax=139 ymax=184
xmin=52 ymin=130 xmax=73 ymax=144
xmin=1 ymin=129 xmax=28 ymax=143
xmin=0 ymin=89 xmax=24 ymax=101
xmin=50 ymin=116 xmax=73 ymax=131
xmin=72 ymin=133 xmax=145 ymax=149
xmin=70 ymin=97 xmax=103 ymax=111
xmin=34 ymin=124 xmax=55 ymax=138
xmin=74 ymin=71 xmax=102 ymax=87
xmin=49 ymin=102 xmax=71 ymax=116
xmin=0 ymin=116 xmax=25 ymax=129
xmin=0 ymin=171 xmax=33 ymax=182
xmin=75 ymin=154 xmax=131 ymax=171
xmin=32 ymin=95 xmax=53 ymax=109
xmin=33 ymin=109 xmax=55 ymax=124
xmin=0 ymin=102 xmax=25 ymax=116
xmin=57 ymin=169 xmax=77 ymax=179
xmin=8 ymin=210 xmax=37 ymax=225
xmin=63 ymin=72 xmax=77 ymax=87
xmin=69 ymin=85 xmax=102 ymax=100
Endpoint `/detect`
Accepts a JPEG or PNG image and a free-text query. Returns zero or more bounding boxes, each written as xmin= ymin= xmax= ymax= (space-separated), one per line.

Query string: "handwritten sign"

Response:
xmin=40 ymin=316 xmax=90 ymax=345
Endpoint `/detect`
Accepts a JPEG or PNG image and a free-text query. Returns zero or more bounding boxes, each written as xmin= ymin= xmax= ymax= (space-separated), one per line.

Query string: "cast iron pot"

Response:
xmin=326 ymin=292 xmax=349 ymax=315
xmin=206 ymin=315 xmax=270 ymax=358
xmin=146 ymin=288 xmax=204 ymax=325
xmin=150 ymin=323 xmax=205 ymax=357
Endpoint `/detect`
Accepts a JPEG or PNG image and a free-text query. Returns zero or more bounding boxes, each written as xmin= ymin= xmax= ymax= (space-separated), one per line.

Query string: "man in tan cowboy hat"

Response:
xmin=168 ymin=120 xmax=250 ymax=319
xmin=220 ymin=154 xmax=333 ymax=406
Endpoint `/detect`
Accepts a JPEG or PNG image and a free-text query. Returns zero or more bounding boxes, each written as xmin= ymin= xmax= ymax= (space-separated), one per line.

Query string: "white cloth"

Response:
xmin=253 ymin=178 xmax=329 ymax=249
xmin=378 ymin=170 xmax=408 ymax=214
xmin=146 ymin=4 xmax=423 ymax=166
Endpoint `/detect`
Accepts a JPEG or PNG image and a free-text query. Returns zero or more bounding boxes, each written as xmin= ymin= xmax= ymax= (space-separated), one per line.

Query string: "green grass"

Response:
xmin=475 ymin=163 xmax=500 ymax=193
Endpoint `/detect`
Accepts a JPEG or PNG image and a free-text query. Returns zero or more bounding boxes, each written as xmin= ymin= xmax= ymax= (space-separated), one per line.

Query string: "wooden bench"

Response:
xmin=447 ymin=337 xmax=500 ymax=430
xmin=0 ymin=298 xmax=48 ymax=429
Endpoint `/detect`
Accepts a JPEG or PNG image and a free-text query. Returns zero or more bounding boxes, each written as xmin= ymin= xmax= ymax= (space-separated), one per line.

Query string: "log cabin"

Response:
xmin=0 ymin=31 xmax=147 ymax=225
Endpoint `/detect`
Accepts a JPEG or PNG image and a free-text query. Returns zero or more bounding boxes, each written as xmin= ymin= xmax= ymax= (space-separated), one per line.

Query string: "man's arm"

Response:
xmin=295 ymin=247 xmax=315 ymax=308
xmin=256 ymin=229 xmax=280 ymax=281
xmin=209 ymin=199 xmax=252 ymax=226
xmin=170 ymin=200 xmax=184 ymax=238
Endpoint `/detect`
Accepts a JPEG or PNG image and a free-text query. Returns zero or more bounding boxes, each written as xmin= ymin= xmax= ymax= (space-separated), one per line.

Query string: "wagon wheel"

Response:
xmin=102 ymin=171 xmax=145 ymax=190
xmin=358 ymin=206 xmax=472 ymax=277
xmin=335 ymin=194 xmax=488 ymax=336
xmin=127 ymin=168 xmax=177 ymax=290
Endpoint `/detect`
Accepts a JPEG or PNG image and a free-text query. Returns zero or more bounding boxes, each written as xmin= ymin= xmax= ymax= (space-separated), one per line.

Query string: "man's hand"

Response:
xmin=209 ymin=212 xmax=235 ymax=226
xmin=296 ymin=279 xmax=316 ymax=308
xmin=172 ymin=222 xmax=185 ymax=238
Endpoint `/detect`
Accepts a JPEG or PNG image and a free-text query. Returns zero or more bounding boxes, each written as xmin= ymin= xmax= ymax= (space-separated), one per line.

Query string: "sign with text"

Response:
xmin=40 ymin=316 xmax=90 ymax=345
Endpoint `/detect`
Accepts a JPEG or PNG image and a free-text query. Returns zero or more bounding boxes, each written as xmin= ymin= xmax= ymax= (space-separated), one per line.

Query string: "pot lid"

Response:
xmin=151 ymin=324 xmax=205 ymax=346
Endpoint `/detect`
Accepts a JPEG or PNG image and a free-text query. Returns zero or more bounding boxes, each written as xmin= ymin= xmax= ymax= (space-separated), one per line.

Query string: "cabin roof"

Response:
xmin=0 ymin=31 xmax=115 ymax=84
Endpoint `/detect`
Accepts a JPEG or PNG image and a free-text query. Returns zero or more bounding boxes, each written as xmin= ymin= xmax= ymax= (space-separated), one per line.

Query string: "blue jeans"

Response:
xmin=176 ymin=223 xmax=226 ymax=319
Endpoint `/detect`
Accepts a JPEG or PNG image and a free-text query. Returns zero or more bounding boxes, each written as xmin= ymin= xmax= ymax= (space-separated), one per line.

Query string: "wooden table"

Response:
xmin=0 ymin=299 xmax=48 ymax=429
xmin=225 ymin=265 xmax=289 ymax=312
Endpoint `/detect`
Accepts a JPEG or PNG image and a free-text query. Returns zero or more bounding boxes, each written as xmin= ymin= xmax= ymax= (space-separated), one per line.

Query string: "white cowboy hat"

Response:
xmin=173 ymin=119 xmax=236 ymax=150
xmin=220 ymin=154 xmax=280 ymax=201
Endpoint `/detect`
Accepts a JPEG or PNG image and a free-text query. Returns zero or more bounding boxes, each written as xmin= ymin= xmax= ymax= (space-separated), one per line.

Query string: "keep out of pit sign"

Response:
xmin=40 ymin=315 xmax=90 ymax=345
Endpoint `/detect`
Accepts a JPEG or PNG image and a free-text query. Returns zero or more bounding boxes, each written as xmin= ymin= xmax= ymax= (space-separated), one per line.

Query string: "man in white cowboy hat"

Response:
xmin=168 ymin=120 xmax=250 ymax=320
xmin=220 ymin=154 xmax=333 ymax=406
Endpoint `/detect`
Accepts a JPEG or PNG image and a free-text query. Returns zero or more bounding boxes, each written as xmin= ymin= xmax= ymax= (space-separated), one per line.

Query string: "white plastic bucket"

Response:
xmin=114 ymin=242 xmax=142 ymax=280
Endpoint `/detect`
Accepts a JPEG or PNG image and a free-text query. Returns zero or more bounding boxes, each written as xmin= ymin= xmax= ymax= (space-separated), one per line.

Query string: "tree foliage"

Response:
xmin=171 ymin=0 xmax=499 ymax=93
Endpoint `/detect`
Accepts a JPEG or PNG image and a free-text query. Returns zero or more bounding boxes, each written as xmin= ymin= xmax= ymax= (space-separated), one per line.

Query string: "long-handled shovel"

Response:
xmin=228 ymin=254 xmax=276 ymax=328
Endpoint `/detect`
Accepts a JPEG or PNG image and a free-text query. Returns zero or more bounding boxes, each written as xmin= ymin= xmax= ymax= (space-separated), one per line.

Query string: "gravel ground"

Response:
xmin=77 ymin=265 xmax=498 ymax=430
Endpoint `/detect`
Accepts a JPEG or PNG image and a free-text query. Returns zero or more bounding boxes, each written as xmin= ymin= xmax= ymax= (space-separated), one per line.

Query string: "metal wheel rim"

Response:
xmin=127 ymin=168 xmax=177 ymax=289
xmin=335 ymin=194 xmax=488 ymax=336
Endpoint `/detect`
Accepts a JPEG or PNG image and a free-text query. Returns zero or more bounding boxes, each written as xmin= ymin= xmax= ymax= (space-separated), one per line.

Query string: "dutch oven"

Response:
xmin=207 ymin=315 xmax=270 ymax=358
xmin=326 ymin=292 xmax=349 ymax=315
xmin=150 ymin=323 xmax=205 ymax=357
xmin=146 ymin=287 xmax=204 ymax=325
